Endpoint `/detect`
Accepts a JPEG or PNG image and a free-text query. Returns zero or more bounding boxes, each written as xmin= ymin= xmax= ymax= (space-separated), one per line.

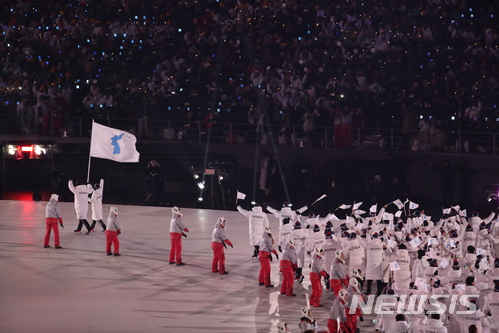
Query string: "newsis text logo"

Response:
xmin=349 ymin=294 xmax=479 ymax=315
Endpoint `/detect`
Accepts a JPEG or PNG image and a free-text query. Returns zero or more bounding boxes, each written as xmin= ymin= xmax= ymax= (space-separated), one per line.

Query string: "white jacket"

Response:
xmin=462 ymin=230 xmax=477 ymax=254
xmin=306 ymin=230 xmax=325 ymax=254
xmin=390 ymin=249 xmax=411 ymax=290
xmin=278 ymin=223 xmax=293 ymax=249
xmin=68 ymin=180 xmax=93 ymax=219
xmin=237 ymin=206 xmax=269 ymax=246
xmin=358 ymin=237 xmax=384 ymax=280
xmin=288 ymin=228 xmax=309 ymax=267
xmin=267 ymin=206 xmax=299 ymax=227
xmin=384 ymin=313 xmax=415 ymax=333
xmin=455 ymin=309 xmax=485 ymax=333
xmin=89 ymin=179 xmax=104 ymax=220
xmin=419 ymin=318 xmax=448 ymax=333
xmin=375 ymin=295 xmax=398 ymax=331
xmin=344 ymin=237 xmax=365 ymax=275
xmin=482 ymin=292 xmax=499 ymax=323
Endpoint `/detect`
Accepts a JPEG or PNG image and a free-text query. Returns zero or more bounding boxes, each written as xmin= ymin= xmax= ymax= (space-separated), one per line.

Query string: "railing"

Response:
xmin=1 ymin=113 xmax=498 ymax=155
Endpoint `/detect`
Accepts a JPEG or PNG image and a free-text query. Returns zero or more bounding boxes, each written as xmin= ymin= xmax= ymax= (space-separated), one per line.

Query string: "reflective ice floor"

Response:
xmin=0 ymin=200 xmax=378 ymax=333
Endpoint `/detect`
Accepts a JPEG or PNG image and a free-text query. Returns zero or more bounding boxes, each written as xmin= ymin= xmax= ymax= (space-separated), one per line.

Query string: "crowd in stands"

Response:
xmin=0 ymin=0 xmax=498 ymax=149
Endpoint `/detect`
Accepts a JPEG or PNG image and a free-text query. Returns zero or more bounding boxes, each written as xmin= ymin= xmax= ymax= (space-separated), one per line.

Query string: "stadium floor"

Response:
xmin=0 ymin=200 xmax=384 ymax=333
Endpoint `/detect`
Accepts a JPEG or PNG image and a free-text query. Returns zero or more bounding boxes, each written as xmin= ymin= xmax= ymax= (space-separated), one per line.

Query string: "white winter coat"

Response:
xmin=237 ymin=206 xmax=269 ymax=246
xmin=463 ymin=230 xmax=477 ymax=254
xmin=278 ymin=223 xmax=294 ymax=249
xmin=483 ymin=292 xmax=499 ymax=317
xmin=358 ymin=237 xmax=384 ymax=280
xmin=390 ymin=249 xmax=411 ymax=290
xmin=455 ymin=309 xmax=486 ymax=333
xmin=288 ymin=228 xmax=309 ymax=267
xmin=375 ymin=295 xmax=398 ymax=331
xmin=267 ymin=206 xmax=297 ymax=227
xmin=344 ymin=237 xmax=366 ymax=276
xmin=419 ymin=318 xmax=448 ymax=333
xmin=306 ymin=230 xmax=325 ymax=254
xmin=68 ymin=180 xmax=93 ymax=219
xmin=384 ymin=317 xmax=415 ymax=333
xmin=89 ymin=179 xmax=104 ymax=220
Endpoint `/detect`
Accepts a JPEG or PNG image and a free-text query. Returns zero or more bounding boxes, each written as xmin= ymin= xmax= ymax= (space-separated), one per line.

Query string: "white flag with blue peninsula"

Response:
xmin=90 ymin=121 xmax=140 ymax=162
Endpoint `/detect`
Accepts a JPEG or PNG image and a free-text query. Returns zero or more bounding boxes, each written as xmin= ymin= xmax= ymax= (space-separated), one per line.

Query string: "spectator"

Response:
xmin=0 ymin=0 xmax=498 ymax=151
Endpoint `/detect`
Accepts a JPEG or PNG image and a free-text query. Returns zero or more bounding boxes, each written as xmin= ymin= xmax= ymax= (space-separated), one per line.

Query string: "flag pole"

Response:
xmin=87 ymin=120 xmax=94 ymax=183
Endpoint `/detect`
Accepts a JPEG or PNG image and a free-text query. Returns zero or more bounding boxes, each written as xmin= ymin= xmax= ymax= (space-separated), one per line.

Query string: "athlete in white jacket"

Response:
xmin=385 ymin=313 xmax=415 ymax=333
xmin=237 ymin=204 xmax=269 ymax=258
xmin=357 ymin=230 xmax=386 ymax=296
xmin=418 ymin=314 xmax=448 ymax=333
xmin=288 ymin=220 xmax=309 ymax=283
xmin=89 ymin=179 xmax=105 ymax=233
xmin=68 ymin=179 xmax=93 ymax=233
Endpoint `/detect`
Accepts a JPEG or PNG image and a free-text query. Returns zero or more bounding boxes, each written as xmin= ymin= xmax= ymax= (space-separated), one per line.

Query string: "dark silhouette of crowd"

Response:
xmin=0 ymin=0 xmax=498 ymax=149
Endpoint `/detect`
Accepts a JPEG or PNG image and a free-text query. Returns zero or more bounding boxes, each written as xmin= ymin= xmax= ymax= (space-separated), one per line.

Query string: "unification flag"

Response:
xmin=409 ymin=201 xmax=419 ymax=210
xmin=440 ymin=258 xmax=449 ymax=269
xmin=410 ymin=237 xmax=422 ymax=248
xmin=353 ymin=202 xmax=363 ymax=210
xmin=90 ymin=121 xmax=140 ymax=162
xmin=353 ymin=209 xmax=366 ymax=217
xmin=476 ymin=248 xmax=487 ymax=256
xmin=392 ymin=199 xmax=404 ymax=210
xmin=338 ymin=204 xmax=352 ymax=210
xmin=369 ymin=204 xmax=377 ymax=214
xmin=390 ymin=262 xmax=401 ymax=271
xmin=442 ymin=207 xmax=451 ymax=215
xmin=236 ymin=191 xmax=246 ymax=200
xmin=383 ymin=212 xmax=393 ymax=221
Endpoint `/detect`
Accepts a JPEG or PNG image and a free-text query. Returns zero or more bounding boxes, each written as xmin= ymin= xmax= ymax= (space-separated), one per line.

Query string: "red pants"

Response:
xmin=346 ymin=307 xmax=359 ymax=332
xmin=169 ymin=233 xmax=182 ymax=264
xmin=330 ymin=278 xmax=349 ymax=296
xmin=327 ymin=318 xmax=349 ymax=333
xmin=259 ymin=251 xmax=271 ymax=286
xmin=280 ymin=260 xmax=295 ymax=296
xmin=331 ymin=279 xmax=341 ymax=296
xmin=310 ymin=272 xmax=323 ymax=306
xmin=44 ymin=218 xmax=60 ymax=247
xmin=106 ymin=230 xmax=120 ymax=254
xmin=212 ymin=242 xmax=226 ymax=273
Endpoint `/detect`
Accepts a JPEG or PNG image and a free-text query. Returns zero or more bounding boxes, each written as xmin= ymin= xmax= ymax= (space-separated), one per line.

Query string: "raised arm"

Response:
xmin=236 ymin=205 xmax=250 ymax=218
xmin=68 ymin=180 xmax=75 ymax=193
xmin=266 ymin=206 xmax=279 ymax=218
